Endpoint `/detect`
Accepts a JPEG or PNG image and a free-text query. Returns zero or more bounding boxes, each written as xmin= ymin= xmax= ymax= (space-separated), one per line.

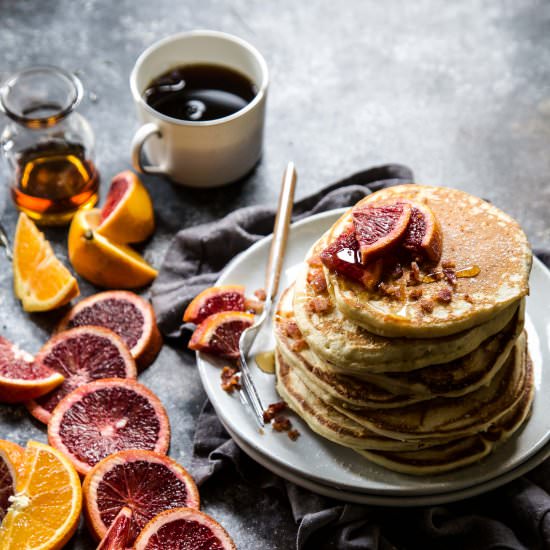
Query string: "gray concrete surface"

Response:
xmin=0 ymin=1 xmax=549 ymax=548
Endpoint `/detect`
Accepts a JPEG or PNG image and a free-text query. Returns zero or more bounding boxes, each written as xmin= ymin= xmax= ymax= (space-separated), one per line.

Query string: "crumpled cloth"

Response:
xmin=151 ymin=165 xmax=550 ymax=550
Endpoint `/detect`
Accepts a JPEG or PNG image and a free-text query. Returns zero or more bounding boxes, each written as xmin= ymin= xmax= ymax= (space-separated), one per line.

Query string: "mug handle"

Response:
xmin=131 ymin=123 xmax=165 ymax=175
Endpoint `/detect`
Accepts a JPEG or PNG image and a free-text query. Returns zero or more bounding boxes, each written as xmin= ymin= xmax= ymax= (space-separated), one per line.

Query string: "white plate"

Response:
xmin=223 ymin=421 xmax=550 ymax=507
xmin=196 ymin=209 xmax=550 ymax=497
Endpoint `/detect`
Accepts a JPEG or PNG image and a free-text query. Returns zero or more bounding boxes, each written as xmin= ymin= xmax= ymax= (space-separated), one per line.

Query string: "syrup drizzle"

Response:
xmin=423 ymin=265 xmax=480 ymax=283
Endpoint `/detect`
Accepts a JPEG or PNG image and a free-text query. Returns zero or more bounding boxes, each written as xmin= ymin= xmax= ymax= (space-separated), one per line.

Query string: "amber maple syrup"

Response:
xmin=11 ymin=142 xmax=99 ymax=225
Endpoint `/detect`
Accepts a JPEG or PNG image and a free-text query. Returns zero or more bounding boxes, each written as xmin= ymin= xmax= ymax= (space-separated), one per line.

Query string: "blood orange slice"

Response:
xmin=188 ymin=311 xmax=255 ymax=359
xmin=402 ymin=200 xmax=443 ymax=263
xmin=97 ymin=171 xmax=155 ymax=244
xmin=183 ymin=285 xmax=246 ymax=325
xmin=97 ymin=506 xmax=132 ymax=550
xmin=83 ymin=450 xmax=200 ymax=544
xmin=26 ymin=327 xmax=137 ymax=424
xmin=134 ymin=508 xmax=236 ymax=550
xmin=0 ymin=336 xmax=64 ymax=403
xmin=58 ymin=291 xmax=162 ymax=369
xmin=320 ymin=232 xmax=384 ymax=290
xmin=0 ymin=447 xmax=16 ymax=523
xmin=352 ymin=202 xmax=412 ymax=264
xmin=48 ymin=378 xmax=170 ymax=475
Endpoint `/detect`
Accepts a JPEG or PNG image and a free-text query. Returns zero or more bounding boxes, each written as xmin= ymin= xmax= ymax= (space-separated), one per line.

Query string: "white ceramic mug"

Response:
xmin=130 ymin=30 xmax=268 ymax=188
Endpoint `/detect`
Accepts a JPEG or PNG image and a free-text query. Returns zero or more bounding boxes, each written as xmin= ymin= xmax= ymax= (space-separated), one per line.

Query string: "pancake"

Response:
xmin=356 ymin=356 xmax=534 ymax=475
xmin=328 ymin=333 xmax=529 ymax=441
xmin=294 ymin=246 xmax=521 ymax=373
xmin=274 ymin=351 xmax=453 ymax=452
xmin=276 ymin=294 xmax=523 ymax=408
xmin=325 ymin=185 xmax=531 ymax=338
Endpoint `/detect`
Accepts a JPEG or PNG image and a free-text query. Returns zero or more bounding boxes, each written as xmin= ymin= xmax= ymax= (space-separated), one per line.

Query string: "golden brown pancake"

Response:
xmin=326 ymin=185 xmax=532 ymax=338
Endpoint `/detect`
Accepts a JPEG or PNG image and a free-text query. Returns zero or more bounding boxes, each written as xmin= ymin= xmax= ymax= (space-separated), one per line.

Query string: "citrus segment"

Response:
xmin=26 ymin=327 xmax=137 ymax=424
xmin=134 ymin=508 xmax=237 ymax=550
xmin=0 ymin=336 xmax=64 ymax=403
xmin=352 ymin=202 xmax=412 ymax=264
xmin=188 ymin=311 xmax=255 ymax=359
xmin=68 ymin=209 xmax=157 ymax=289
xmin=57 ymin=291 xmax=162 ymax=369
xmin=97 ymin=506 xmax=133 ymax=550
xmin=83 ymin=450 xmax=200 ymax=544
xmin=402 ymin=200 xmax=443 ymax=263
xmin=183 ymin=285 xmax=246 ymax=325
xmin=0 ymin=440 xmax=25 ymax=473
xmin=48 ymin=378 xmax=170 ymax=475
xmin=13 ymin=213 xmax=79 ymax=311
xmin=0 ymin=441 xmax=82 ymax=550
xmin=97 ymin=171 xmax=155 ymax=244
xmin=0 ymin=447 xmax=16 ymax=522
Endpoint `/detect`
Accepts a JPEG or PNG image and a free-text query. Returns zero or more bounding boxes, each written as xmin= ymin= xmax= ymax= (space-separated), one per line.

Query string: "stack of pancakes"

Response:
xmin=274 ymin=185 xmax=533 ymax=475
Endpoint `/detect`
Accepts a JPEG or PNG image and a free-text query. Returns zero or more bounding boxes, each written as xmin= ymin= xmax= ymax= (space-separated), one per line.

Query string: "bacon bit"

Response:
xmin=307 ymin=254 xmax=323 ymax=268
xmin=290 ymin=339 xmax=309 ymax=352
xmin=263 ymin=401 xmax=287 ymax=423
xmin=407 ymin=261 xmax=422 ymax=286
xmin=272 ymin=415 xmax=292 ymax=432
xmin=442 ymin=260 xmax=456 ymax=269
xmin=254 ymin=288 xmax=267 ymax=301
xmin=244 ymin=298 xmax=264 ymax=314
xmin=288 ymin=429 xmax=300 ymax=441
xmin=378 ymin=282 xmax=405 ymax=301
xmin=420 ymin=299 xmax=434 ymax=313
xmin=443 ymin=268 xmax=457 ymax=286
xmin=464 ymin=294 xmax=474 ymax=304
xmin=436 ymin=287 xmax=453 ymax=304
xmin=307 ymin=268 xmax=328 ymax=293
xmin=306 ymin=296 xmax=332 ymax=314
xmin=409 ymin=287 xmax=423 ymax=301
xmin=283 ymin=321 xmax=302 ymax=339
xmin=221 ymin=366 xmax=241 ymax=393
xmin=390 ymin=262 xmax=403 ymax=280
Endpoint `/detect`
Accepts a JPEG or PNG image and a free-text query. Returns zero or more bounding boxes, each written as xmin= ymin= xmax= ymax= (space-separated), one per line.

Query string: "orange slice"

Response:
xmin=68 ymin=208 xmax=157 ymax=289
xmin=96 ymin=171 xmax=155 ymax=244
xmin=0 ymin=440 xmax=25 ymax=475
xmin=0 ymin=440 xmax=82 ymax=550
xmin=13 ymin=213 xmax=79 ymax=312
xmin=188 ymin=311 xmax=255 ymax=359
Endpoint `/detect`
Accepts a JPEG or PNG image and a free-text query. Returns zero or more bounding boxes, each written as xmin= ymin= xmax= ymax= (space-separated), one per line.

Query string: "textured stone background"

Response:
xmin=0 ymin=1 xmax=549 ymax=548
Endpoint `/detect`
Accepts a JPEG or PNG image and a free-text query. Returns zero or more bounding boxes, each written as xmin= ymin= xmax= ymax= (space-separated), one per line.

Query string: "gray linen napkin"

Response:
xmin=151 ymin=166 xmax=550 ymax=550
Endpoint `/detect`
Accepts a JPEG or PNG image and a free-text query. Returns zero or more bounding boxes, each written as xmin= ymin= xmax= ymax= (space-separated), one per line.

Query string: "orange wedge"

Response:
xmin=96 ymin=171 xmax=155 ymax=243
xmin=0 ymin=440 xmax=82 ymax=550
xmin=0 ymin=440 xmax=25 ymax=475
xmin=13 ymin=213 xmax=79 ymax=312
xmin=68 ymin=208 xmax=157 ymax=289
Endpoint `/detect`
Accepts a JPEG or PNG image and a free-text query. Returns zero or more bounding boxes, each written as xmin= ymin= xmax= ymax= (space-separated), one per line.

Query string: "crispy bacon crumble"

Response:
xmin=263 ymin=401 xmax=287 ymax=423
xmin=221 ymin=366 xmax=241 ymax=393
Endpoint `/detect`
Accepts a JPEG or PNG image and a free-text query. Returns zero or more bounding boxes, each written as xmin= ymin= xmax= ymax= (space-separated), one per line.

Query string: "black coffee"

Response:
xmin=143 ymin=63 xmax=257 ymax=122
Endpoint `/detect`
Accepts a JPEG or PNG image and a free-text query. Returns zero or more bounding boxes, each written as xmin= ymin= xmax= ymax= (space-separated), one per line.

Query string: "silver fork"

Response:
xmin=238 ymin=162 xmax=297 ymax=427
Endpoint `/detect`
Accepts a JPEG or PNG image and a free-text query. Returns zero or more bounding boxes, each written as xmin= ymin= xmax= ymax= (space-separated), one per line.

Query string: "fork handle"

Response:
xmin=265 ymin=162 xmax=297 ymax=300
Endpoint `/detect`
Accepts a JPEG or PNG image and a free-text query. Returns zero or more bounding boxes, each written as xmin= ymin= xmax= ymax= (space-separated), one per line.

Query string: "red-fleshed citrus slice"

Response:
xmin=57 ymin=291 xmax=162 ymax=370
xmin=97 ymin=171 xmax=155 ymax=244
xmin=48 ymin=378 xmax=170 ymax=475
xmin=97 ymin=506 xmax=133 ymax=550
xmin=134 ymin=507 xmax=237 ymax=550
xmin=402 ymin=200 xmax=443 ymax=263
xmin=26 ymin=327 xmax=137 ymax=425
xmin=83 ymin=450 xmax=200 ymax=545
xmin=352 ymin=202 xmax=412 ymax=264
xmin=188 ymin=311 xmax=255 ymax=359
xmin=0 ymin=336 xmax=64 ymax=403
xmin=320 ymin=232 xmax=384 ymax=290
xmin=0 ymin=447 xmax=16 ymax=523
xmin=183 ymin=285 xmax=246 ymax=325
